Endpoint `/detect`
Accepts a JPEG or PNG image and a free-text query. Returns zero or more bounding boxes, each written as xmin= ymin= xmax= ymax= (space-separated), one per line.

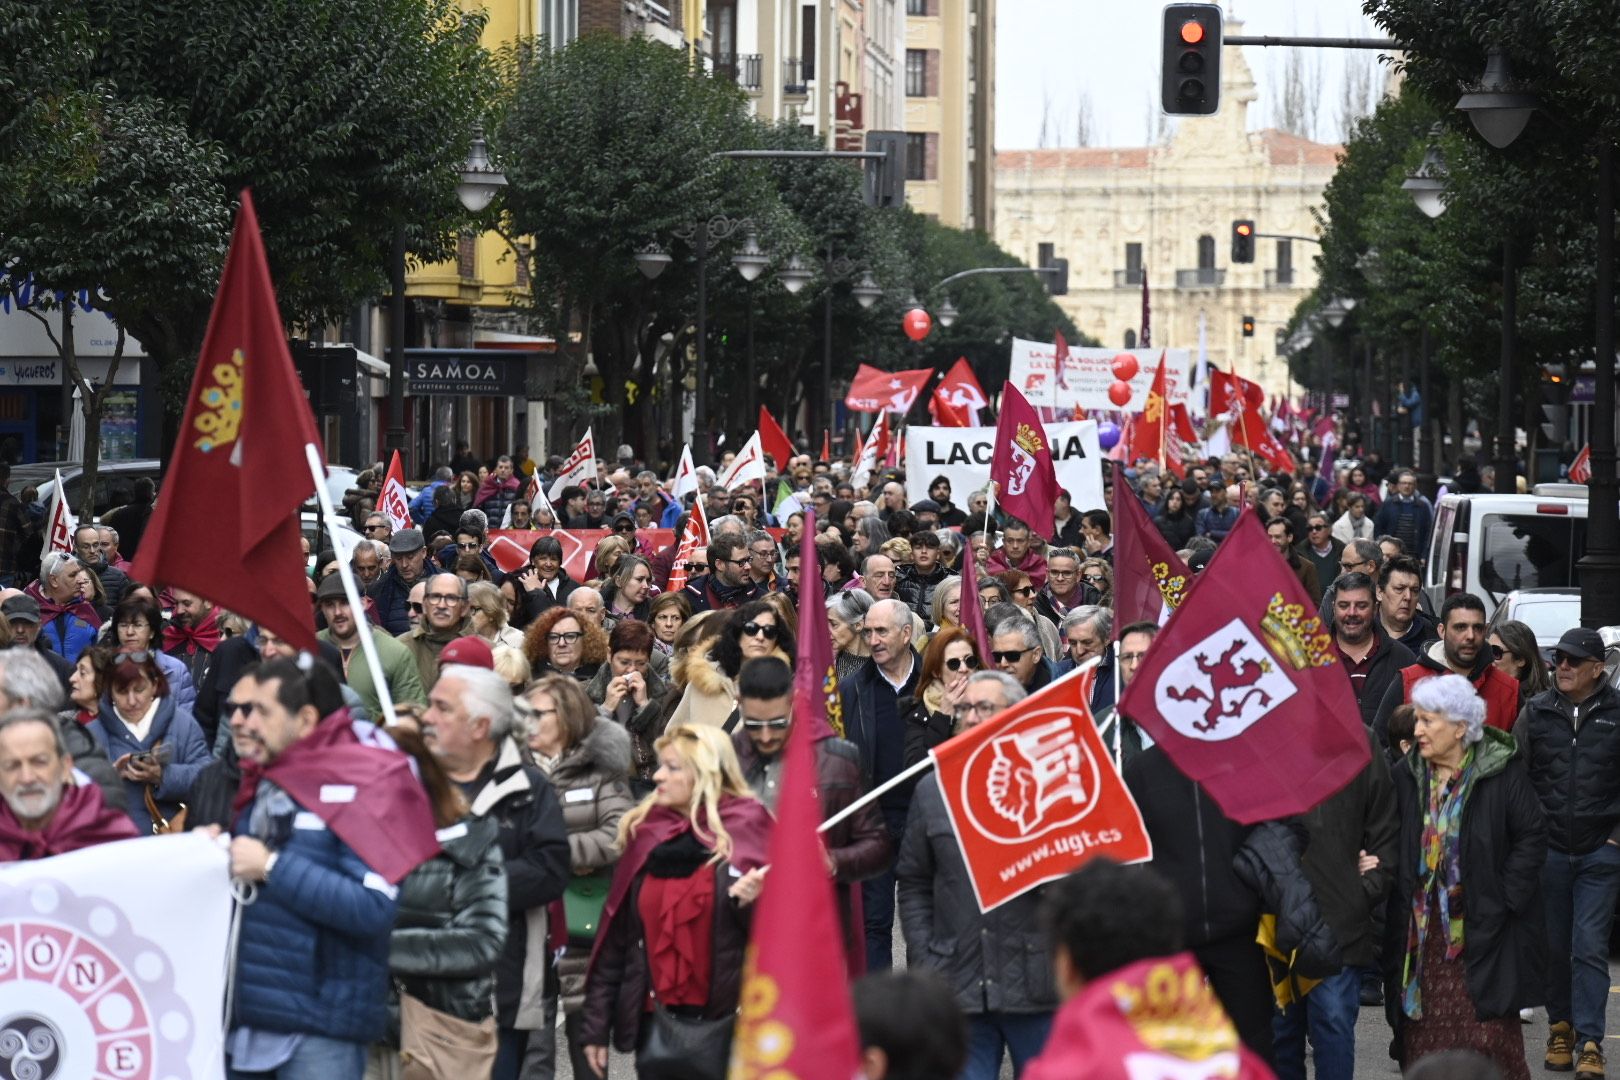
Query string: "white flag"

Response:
xmin=670 ymin=443 xmax=698 ymax=502
xmin=378 ymin=451 xmax=412 ymax=533
xmin=0 ymin=832 xmax=233 ymax=1077
xmin=547 ymin=426 xmax=598 ymax=500
xmin=715 ymin=431 xmax=766 ymax=491
xmin=502 ymin=473 xmax=558 ymax=528
xmin=46 ymin=468 xmax=76 ymax=554
xmin=850 ymin=434 xmax=881 ymax=491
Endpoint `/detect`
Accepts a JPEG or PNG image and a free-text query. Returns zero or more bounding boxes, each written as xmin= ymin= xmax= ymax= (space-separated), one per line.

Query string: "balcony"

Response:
xmin=714 ymin=52 xmax=762 ymax=91
xmin=784 ymin=57 xmax=809 ymax=96
xmin=1113 ymin=268 xmax=1144 ymax=288
xmin=644 ymin=0 xmax=671 ymax=24
xmin=1265 ymin=268 xmax=1296 ymax=288
xmin=1175 ymin=268 xmax=1226 ymax=289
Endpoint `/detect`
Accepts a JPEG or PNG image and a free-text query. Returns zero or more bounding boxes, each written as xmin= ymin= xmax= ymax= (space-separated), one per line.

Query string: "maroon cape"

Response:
xmin=589 ymin=794 xmax=773 ymax=971
xmin=233 ymin=710 xmax=439 ymax=884
xmin=0 ymin=783 xmax=138 ymax=860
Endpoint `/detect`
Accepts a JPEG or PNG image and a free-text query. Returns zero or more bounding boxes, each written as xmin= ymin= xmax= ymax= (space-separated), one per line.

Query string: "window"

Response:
xmin=905 ymin=50 xmax=927 ymax=97
xmin=1197 ymin=235 xmax=1215 ymax=270
xmin=539 ymin=0 xmax=577 ymax=46
xmin=802 ymin=5 xmax=816 ymax=80
xmin=906 ymin=0 xmax=926 ymax=13
xmin=1124 ymin=242 xmax=1142 ymax=283
xmin=905 ymin=133 xmax=928 ymax=181
xmin=1276 ymin=240 xmax=1294 ymax=284
xmin=1124 ymin=329 xmax=1137 ymax=349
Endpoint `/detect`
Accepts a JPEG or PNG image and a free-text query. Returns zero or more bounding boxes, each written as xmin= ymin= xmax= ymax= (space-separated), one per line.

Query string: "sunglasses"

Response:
xmin=1082 ymin=574 xmax=1106 ymax=586
xmin=1489 ymin=643 xmax=1505 ymax=660
xmin=1013 ymin=586 xmax=1035 ymax=597
xmin=685 ymin=561 xmax=709 ymax=572
xmin=115 ymin=650 xmax=154 ymax=665
xmin=741 ymin=622 xmax=779 ymax=639
xmin=1309 ymin=524 xmax=1329 ymax=532
xmin=456 ymin=541 xmax=481 ymax=551
xmin=944 ymin=655 xmax=980 ymax=673
xmin=742 ymin=717 xmax=791 ymax=730
xmin=615 ymin=523 xmax=635 ymax=533
xmin=991 ymin=648 xmax=1029 ymax=664
xmin=407 ymin=602 xmax=425 ymax=614
xmin=365 ymin=524 xmax=391 ymax=533
xmin=1554 ymin=652 xmax=1596 ymax=669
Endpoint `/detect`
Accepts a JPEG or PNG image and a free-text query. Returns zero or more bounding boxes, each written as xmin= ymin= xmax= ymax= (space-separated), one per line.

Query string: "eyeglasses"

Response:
xmin=1489 ymin=643 xmax=1505 ymax=660
xmin=1308 ymin=524 xmax=1329 ymax=532
xmin=547 ymin=631 xmax=584 ymax=645
xmin=750 ymin=549 xmax=775 ymax=561
xmin=1082 ymin=574 xmax=1106 ymax=586
xmin=684 ymin=562 xmax=709 ymax=573
xmin=944 ymin=655 xmax=980 ymax=673
xmin=1340 ymin=560 xmax=1371 ymax=573
xmin=951 ymin=701 xmax=1001 ymax=721
xmin=425 ymin=593 xmax=463 ymax=605
xmin=991 ymin=648 xmax=1029 ymax=664
xmin=224 ymin=699 xmax=264 ymax=718
xmin=115 ymin=650 xmax=153 ymax=665
xmin=741 ymin=622 xmax=779 ymax=639
xmin=742 ymin=716 xmax=791 ymax=730
xmin=365 ymin=524 xmax=391 ymax=533
xmin=615 ymin=523 xmax=635 ymax=533
xmin=407 ymin=602 xmax=425 ymax=614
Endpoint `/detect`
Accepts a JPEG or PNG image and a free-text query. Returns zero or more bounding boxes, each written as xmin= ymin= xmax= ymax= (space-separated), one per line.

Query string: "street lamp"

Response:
xmin=731 ymin=234 xmax=770 ymax=421
xmin=778 ymin=255 xmax=814 ymax=295
xmin=1321 ymin=296 xmax=1356 ymax=329
xmin=634 ymin=243 xmax=673 ymax=280
xmin=936 ymin=297 xmax=959 ymax=329
xmin=1402 ymin=139 xmax=1450 ymax=220
xmin=731 ymin=233 xmax=770 ymax=282
xmin=1456 ymin=49 xmax=1539 ymax=150
xmin=852 ymin=272 xmax=883 ymax=310
xmin=456 ymin=128 xmax=508 ymax=212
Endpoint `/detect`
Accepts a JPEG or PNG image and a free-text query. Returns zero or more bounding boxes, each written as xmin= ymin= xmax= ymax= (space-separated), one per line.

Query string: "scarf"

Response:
xmin=0 ymin=782 xmax=138 ymax=860
xmin=27 ymin=582 xmax=102 ymax=630
xmin=1402 ymin=749 xmax=1478 ymax=1019
xmin=704 ymin=574 xmax=758 ymax=609
xmin=162 ymin=608 xmax=222 ymax=654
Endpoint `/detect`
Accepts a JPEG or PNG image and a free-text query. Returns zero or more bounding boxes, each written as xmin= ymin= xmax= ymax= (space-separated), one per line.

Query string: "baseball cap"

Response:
xmin=389 ymin=529 xmax=426 ymax=555
xmin=439 ymin=636 xmax=494 ymax=670
xmin=1 ymin=595 xmax=40 ymax=624
xmin=1554 ymin=627 xmax=1605 ymax=663
xmin=909 ymin=499 xmax=942 ymax=515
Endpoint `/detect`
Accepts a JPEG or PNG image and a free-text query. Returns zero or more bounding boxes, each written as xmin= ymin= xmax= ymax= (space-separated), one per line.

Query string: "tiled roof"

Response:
xmin=1256 ymin=128 xmax=1343 ymax=166
xmin=996 ymin=148 xmax=1151 ymax=171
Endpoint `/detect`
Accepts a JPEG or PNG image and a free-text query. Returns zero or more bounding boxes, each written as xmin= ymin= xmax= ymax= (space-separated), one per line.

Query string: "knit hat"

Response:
xmin=439 ymin=636 xmax=494 ymax=670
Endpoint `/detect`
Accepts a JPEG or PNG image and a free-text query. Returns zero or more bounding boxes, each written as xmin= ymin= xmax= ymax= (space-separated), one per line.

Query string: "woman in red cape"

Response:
xmin=578 ymin=723 xmax=772 ymax=1076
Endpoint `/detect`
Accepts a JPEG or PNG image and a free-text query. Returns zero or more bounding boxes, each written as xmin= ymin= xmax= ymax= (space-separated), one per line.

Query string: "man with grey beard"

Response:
xmin=0 ymin=709 xmax=136 ymax=859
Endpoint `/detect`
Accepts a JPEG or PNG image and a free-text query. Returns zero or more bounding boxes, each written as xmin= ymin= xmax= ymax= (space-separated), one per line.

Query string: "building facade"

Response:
xmin=902 ymin=0 xmax=995 ymax=231
xmin=994 ymin=36 xmax=1339 ymax=395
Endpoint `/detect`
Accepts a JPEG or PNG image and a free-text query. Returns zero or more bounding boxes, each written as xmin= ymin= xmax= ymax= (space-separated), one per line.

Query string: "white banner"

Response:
xmin=1008 ymin=340 xmax=1191 ymax=412
xmin=906 ymin=420 xmax=1105 ymax=516
xmin=0 ymin=833 xmax=232 ymax=1078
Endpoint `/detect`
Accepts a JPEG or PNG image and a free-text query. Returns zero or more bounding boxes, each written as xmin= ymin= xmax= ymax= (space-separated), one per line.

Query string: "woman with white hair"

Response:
xmin=1384 ymin=673 xmax=1546 ymax=1078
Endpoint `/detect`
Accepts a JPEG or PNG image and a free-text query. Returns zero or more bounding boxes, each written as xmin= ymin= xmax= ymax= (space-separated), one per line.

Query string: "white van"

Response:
xmin=1425 ymin=485 xmax=1589 ymax=618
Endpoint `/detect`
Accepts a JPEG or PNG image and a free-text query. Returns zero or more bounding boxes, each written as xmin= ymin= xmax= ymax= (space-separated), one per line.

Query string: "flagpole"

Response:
xmin=303 ymin=443 xmax=399 ymax=727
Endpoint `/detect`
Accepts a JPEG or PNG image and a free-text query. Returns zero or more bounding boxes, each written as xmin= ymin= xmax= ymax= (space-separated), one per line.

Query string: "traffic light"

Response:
xmin=1241 ymin=314 xmax=1255 ymax=337
xmin=865 ymin=130 xmax=905 ymax=209
xmin=1161 ymin=4 xmax=1223 ymax=116
xmin=1540 ymin=364 xmax=1570 ymax=444
xmin=1231 ymin=220 xmax=1255 ymax=263
xmin=1039 ymin=248 xmax=1069 ymax=295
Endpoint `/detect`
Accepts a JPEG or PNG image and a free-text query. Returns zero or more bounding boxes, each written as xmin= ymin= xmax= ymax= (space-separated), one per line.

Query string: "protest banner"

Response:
xmin=906 ymin=420 xmax=1104 ymax=514
xmin=1008 ymin=339 xmax=1191 ymax=412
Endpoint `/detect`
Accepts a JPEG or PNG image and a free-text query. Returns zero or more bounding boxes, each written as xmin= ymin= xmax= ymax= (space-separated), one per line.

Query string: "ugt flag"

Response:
xmin=131 ymin=190 xmax=322 ymax=652
xmin=991 ymin=381 xmax=1061 ymax=538
xmin=0 ymin=833 xmax=233 ymax=1078
xmin=1118 ymin=512 xmax=1370 ymax=824
xmin=46 ymin=469 xmax=75 ymax=554
xmin=379 ymin=450 xmax=412 ymax=532
xmin=547 ymin=426 xmax=597 ymax=500
xmin=931 ymin=673 xmax=1152 ymax=912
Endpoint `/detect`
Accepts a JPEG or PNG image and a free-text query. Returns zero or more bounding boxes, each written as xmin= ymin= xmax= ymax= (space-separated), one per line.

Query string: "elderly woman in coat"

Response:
xmin=1384 ymin=674 xmax=1546 ymax=1078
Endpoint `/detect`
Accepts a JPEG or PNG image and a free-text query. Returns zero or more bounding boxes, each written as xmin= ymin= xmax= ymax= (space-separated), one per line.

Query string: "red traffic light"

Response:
xmin=1235 ymin=222 xmax=1253 ymax=237
xmin=1179 ymin=19 xmax=1205 ymax=44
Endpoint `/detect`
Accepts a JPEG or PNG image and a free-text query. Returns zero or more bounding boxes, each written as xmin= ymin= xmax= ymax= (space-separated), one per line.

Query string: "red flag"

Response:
xmin=1125 ymin=351 xmax=1170 ymax=469
xmin=1118 ymin=512 xmax=1370 ymax=824
xmin=379 ymin=450 xmax=411 ymax=532
xmin=929 ymin=386 xmax=972 ymax=427
xmin=132 ymin=191 xmax=322 ymax=652
xmin=820 ymin=429 xmax=831 ymax=463
xmin=929 ymin=673 xmax=1152 ymax=911
xmin=758 ymin=405 xmax=794 ymax=473
xmin=1110 ymin=462 xmax=1193 ymax=628
xmin=665 ymin=500 xmax=710 ymax=595
xmin=844 ymin=363 xmax=933 ymax=414
xmin=934 ymin=357 xmax=990 ymax=423
xmin=958 ymin=539 xmax=994 ymax=662
xmin=1570 ymin=443 xmax=1592 ymax=484
xmin=991 ymin=381 xmax=1061 ymax=537
xmin=794 ymin=512 xmax=840 ymax=740
xmin=45 ymin=469 xmax=75 ymax=554
xmin=730 ymin=546 xmax=863 ymax=1077
xmin=1053 ymin=331 xmax=1071 ymax=392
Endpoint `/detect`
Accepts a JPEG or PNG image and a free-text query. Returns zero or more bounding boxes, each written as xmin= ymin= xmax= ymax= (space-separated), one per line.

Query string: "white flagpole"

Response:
xmin=303 ymin=443 xmax=398 ymax=727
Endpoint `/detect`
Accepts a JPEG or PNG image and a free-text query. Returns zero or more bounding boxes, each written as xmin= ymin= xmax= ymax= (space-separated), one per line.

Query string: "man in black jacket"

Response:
xmin=1330 ymin=572 xmax=1415 ymax=729
xmin=427 ymin=662 xmax=570 ymax=1077
xmin=367 ymin=529 xmax=430 ymax=636
xmin=1516 ymin=626 xmax=1620 ymax=1078
xmin=682 ymin=534 xmax=764 ymax=613
xmin=896 ymin=530 xmax=950 ymax=623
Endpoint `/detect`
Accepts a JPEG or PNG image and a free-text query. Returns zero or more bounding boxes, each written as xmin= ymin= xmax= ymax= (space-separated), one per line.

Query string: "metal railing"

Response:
xmin=784 ymin=57 xmax=809 ymax=94
xmin=714 ymin=52 xmax=762 ymax=90
xmin=1175 ymin=268 xmax=1225 ymax=288
xmin=1265 ymin=268 xmax=1296 ymax=287
xmin=643 ymin=0 xmax=671 ymax=24
xmin=1113 ymin=268 xmax=1144 ymax=288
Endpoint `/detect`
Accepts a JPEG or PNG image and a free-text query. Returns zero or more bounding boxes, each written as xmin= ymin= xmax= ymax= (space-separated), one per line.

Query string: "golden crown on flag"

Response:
xmin=1014 ymin=422 xmax=1044 ymax=455
xmin=1260 ymin=593 xmax=1336 ymax=670
xmin=192 ymin=349 xmax=245 ymax=453
xmin=1150 ymin=560 xmax=1188 ymax=609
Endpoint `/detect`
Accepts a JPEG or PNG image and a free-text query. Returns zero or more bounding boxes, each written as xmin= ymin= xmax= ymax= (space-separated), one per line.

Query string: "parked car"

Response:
xmin=1486 ymin=587 xmax=1583 ymax=660
xmin=7 ymin=460 xmax=164 ymax=520
xmin=1425 ymin=485 xmax=1588 ymax=618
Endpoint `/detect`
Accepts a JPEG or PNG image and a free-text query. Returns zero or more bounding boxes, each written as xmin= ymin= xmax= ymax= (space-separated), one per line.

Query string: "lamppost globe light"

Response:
xmin=852 ymin=271 xmax=883 ymax=310
xmin=456 ymin=128 xmax=507 ymax=213
xmin=778 ymin=254 xmax=814 ymax=295
xmin=936 ymin=297 xmax=959 ymax=328
xmin=732 ymin=233 xmax=770 ymax=283
xmin=634 ymin=243 xmax=672 ymax=280
xmin=1456 ymin=48 xmax=1538 ymax=150
xmin=1322 ymin=297 xmax=1353 ymax=329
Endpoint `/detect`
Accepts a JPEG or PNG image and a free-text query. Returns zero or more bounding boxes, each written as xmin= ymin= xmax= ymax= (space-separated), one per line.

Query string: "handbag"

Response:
xmin=562 ymin=869 xmax=613 ymax=941
xmin=636 ymin=1001 xmax=734 ymax=1080
xmin=143 ymin=786 xmax=187 ymax=835
xmin=398 ymin=990 xmax=497 ymax=1080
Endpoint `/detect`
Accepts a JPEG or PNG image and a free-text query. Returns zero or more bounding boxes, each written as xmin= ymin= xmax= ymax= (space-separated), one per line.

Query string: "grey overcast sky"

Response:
xmin=995 ymin=0 xmax=1386 ymax=150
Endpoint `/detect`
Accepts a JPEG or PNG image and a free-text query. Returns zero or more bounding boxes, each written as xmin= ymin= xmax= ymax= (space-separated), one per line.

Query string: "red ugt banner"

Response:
xmin=931 ymin=673 xmax=1152 ymax=912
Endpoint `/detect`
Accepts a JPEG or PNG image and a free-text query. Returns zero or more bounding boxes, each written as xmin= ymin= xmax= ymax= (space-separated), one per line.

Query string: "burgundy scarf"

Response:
xmin=0 ymin=783 xmax=137 ymax=860
xmin=26 ymin=581 xmax=102 ymax=630
xmin=162 ymin=608 xmax=222 ymax=654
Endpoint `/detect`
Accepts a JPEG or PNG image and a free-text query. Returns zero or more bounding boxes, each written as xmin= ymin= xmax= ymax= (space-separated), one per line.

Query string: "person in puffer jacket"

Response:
xmin=26 ymin=552 xmax=100 ymax=664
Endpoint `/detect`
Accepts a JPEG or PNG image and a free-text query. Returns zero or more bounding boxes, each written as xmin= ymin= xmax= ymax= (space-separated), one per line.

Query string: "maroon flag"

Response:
xmin=991 ymin=381 xmax=1061 ymax=537
xmin=794 ymin=511 xmax=841 ymax=740
xmin=1139 ymin=264 xmax=1151 ymax=348
xmin=1111 ymin=462 xmax=1193 ymax=628
xmin=958 ymin=540 xmax=994 ymax=662
xmin=1117 ymin=512 xmax=1370 ymax=824
xmin=132 ymin=191 xmax=322 ymax=652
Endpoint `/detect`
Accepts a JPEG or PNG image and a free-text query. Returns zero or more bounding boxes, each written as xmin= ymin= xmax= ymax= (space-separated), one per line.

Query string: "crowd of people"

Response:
xmin=0 ymin=436 xmax=1612 ymax=1080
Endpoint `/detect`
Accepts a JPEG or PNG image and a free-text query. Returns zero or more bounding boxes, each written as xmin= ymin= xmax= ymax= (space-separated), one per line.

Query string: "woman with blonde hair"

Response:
xmin=579 ymin=725 xmax=772 ymax=1077
xmin=586 ymin=534 xmax=631 ymax=588
xmin=468 ymin=580 xmax=526 ymax=652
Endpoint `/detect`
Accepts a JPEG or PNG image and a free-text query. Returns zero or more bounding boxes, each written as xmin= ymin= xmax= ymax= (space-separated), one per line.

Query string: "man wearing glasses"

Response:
xmin=682 ymin=534 xmax=764 ymax=613
xmin=989 ymin=614 xmax=1051 ymax=697
xmin=368 ymin=529 xmax=430 ymax=636
xmin=1297 ymin=513 xmax=1342 ymax=600
xmin=362 ymin=512 xmax=392 ymax=544
xmin=1036 ymin=547 xmax=1091 ymax=624
xmin=1516 ymin=626 xmax=1620 ymax=1078
xmin=731 ymin=657 xmax=890 ymax=968
xmin=838 ymin=598 xmax=922 ymax=972
xmin=399 ymin=573 xmax=474 ymax=689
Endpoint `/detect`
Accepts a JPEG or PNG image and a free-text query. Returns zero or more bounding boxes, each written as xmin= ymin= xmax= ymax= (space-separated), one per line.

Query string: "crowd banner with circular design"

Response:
xmin=0 ymin=833 xmax=232 ymax=1079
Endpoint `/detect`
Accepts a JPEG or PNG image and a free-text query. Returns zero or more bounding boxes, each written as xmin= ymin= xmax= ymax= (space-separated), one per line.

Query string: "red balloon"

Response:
xmin=1108 ymin=379 xmax=1133 ymax=407
xmin=1110 ymin=352 xmax=1139 ymax=381
xmin=903 ymin=308 xmax=932 ymax=342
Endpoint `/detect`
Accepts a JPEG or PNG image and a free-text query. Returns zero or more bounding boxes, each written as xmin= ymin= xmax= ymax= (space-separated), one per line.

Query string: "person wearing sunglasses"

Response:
xmin=1297 ymin=513 xmax=1343 ymax=600
xmin=86 ymin=647 xmax=211 ymax=836
xmin=1514 ymin=626 xmax=1620 ymax=1077
xmin=669 ymin=602 xmax=794 ymax=731
xmin=730 ymin=656 xmax=891 ymax=972
xmin=988 ymin=613 xmax=1051 ymax=697
xmin=1488 ymin=619 xmax=1550 ymax=706
xmin=900 ymin=626 xmax=983 ymax=767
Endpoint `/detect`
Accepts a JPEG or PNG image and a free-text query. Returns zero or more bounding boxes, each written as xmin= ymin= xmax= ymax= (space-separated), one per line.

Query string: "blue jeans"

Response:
xmin=962 ymin=1012 xmax=1053 ymax=1080
xmin=1543 ymin=842 xmax=1620 ymax=1046
xmin=227 ymin=1036 xmax=365 ymax=1080
xmin=1271 ymin=966 xmax=1360 ymax=1080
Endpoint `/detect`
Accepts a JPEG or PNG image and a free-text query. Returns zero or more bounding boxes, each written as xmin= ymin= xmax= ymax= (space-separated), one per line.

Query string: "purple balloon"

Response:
xmin=1097 ymin=420 xmax=1122 ymax=449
